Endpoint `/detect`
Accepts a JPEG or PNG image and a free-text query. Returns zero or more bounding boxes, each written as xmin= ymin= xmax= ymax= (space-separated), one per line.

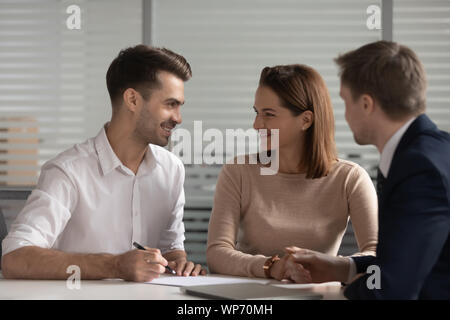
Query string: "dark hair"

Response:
xmin=106 ymin=45 xmax=192 ymax=106
xmin=259 ymin=64 xmax=337 ymax=179
xmin=334 ymin=41 xmax=427 ymax=120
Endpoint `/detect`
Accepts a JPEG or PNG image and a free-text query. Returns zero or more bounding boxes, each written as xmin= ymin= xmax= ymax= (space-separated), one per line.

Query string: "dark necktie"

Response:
xmin=376 ymin=167 xmax=386 ymax=196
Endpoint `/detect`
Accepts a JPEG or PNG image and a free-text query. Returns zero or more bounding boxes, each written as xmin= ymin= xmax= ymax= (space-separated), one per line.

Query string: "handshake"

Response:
xmin=268 ymin=247 xmax=351 ymax=284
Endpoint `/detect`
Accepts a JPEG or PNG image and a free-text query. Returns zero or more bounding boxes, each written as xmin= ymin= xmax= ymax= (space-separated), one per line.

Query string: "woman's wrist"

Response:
xmin=269 ymin=259 xmax=282 ymax=279
xmin=268 ymin=256 xmax=290 ymax=280
xmin=263 ymin=254 xmax=281 ymax=279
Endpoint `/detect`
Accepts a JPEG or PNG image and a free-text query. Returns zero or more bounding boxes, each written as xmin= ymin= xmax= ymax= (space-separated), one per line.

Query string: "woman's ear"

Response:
xmin=301 ymin=110 xmax=314 ymax=131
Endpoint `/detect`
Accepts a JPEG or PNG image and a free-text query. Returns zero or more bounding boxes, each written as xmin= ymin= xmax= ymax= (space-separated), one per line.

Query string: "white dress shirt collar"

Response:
xmin=94 ymin=123 xmax=159 ymax=177
xmin=379 ymin=117 xmax=416 ymax=178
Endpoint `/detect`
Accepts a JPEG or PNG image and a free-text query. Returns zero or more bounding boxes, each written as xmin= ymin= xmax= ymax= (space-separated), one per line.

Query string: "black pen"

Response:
xmin=132 ymin=241 xmax=177 ymax=275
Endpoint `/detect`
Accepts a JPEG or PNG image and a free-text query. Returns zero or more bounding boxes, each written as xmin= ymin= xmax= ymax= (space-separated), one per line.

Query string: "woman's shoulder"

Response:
xmin=331 ymin=159 xmax=371 ymax=181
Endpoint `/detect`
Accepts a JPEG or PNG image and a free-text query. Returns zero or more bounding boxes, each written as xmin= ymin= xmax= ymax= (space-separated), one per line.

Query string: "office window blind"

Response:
xmin=0 ymin=0 xmax=142 ymax=186
xmin=151 ymin=0 xmax=382 ymax=207
xmin=393 ymin=0 xmax=450 ymax=132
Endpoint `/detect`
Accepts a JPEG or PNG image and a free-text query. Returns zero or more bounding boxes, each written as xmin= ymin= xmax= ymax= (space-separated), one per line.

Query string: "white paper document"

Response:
xmin=146 ymin=274 xmax=271 ymax=287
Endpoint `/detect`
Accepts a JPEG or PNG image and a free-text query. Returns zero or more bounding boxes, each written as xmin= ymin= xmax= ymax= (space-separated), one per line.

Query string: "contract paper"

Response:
xmin=146 ymin=274 xmax=271 ymax=287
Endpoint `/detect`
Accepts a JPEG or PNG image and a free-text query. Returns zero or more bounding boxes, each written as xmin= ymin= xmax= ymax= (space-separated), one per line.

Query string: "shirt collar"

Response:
xmin=379 ymin=117 xmax=416 ymax=178
xmin=94 ymin=123 xmax=159 ymax=176
xmin=140 ymin=144 xmax=159 ymax=176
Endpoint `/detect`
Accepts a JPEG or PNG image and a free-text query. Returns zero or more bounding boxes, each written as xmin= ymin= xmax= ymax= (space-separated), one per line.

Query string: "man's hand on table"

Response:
xmin=164 ymin=249 xmax=207 ymax=277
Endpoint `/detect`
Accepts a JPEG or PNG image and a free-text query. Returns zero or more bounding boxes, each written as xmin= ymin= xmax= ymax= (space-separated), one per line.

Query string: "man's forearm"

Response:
xmin=1 ymin=246 xmax=118 ymax=280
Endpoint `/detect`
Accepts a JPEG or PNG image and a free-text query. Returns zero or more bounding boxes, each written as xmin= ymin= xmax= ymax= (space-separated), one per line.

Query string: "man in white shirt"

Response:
xmin=1 ymin=45 xmax=206 ymax=282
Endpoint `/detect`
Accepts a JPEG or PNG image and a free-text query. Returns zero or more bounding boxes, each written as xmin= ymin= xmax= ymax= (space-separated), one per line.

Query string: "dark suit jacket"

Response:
xmin=344 ymin=114 xmax=450 ymax=300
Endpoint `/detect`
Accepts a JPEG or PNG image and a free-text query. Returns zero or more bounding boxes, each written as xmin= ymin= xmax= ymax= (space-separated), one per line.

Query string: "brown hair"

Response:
xmin=259 ymin=64 xmax=337 ymax=179
xmin=106 ymin=45 xmax=192 ymax=107
xmin=334 ymin=41 xmax=427 ymax=120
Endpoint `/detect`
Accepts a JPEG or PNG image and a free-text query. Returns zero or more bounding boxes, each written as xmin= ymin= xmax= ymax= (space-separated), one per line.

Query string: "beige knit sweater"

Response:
xmin=206 ymin=157 xmax=378 ymax=278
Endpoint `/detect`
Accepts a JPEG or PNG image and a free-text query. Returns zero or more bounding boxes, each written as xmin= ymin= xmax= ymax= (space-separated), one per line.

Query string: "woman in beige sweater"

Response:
xmin=206 ymin=64 xmax=378 ymax=283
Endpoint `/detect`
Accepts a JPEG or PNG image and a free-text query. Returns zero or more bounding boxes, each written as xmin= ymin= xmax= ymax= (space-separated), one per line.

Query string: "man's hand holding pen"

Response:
xmin=114 ymin=246 xmax=169 ymax=282
xmin=114 ymin=241 xmax=207 ymax=282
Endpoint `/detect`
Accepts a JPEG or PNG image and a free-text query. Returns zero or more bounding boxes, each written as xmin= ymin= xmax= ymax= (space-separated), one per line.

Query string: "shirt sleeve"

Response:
xmin=158 ymin=160 xmax=185 ymax=253
xmin=206 ymin=164 xmax=268 ymax=278
xmin=2 ymin=162 xmax=78 ymax=256
xmin=345 ymin=165 xmax=379 ymax=256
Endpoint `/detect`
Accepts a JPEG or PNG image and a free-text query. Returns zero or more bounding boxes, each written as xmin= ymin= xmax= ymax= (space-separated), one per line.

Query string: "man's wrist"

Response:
xmin=345 ymin=257 xmax=357 ymax=283
xmin=110 ymin=254 xmax=121 ymax=279
xmin=336 ymin=256 xmax=351 ymax=283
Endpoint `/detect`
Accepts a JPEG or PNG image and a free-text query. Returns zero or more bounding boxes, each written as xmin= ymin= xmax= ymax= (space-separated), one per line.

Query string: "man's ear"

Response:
xmin=122 ymin=88 xmax=141 ymax=113
xmin=361 ymin=94 xmax=375 ymax=115
xmin=301 ymin=110 xmax=314 ymax=131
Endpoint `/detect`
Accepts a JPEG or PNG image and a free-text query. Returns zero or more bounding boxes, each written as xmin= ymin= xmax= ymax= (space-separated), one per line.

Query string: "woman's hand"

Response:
xmin=269 ymin=253 xmax=312 ymax=283
xmin=285 ymin=246 xmax=350 ymax=283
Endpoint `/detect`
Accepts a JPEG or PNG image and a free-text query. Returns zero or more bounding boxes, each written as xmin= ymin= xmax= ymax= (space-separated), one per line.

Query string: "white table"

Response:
xmin=0 ymin=273 xmax=345 ymax=300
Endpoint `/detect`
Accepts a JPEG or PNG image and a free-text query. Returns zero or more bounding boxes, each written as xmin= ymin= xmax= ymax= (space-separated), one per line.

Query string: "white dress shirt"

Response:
xmin=2 ymin=124 xmax=186 ymax=256
xmin=345 ymin=116 xmax=417 ymax=283
xmin=378 ymin=117 xmax=417 ymax=178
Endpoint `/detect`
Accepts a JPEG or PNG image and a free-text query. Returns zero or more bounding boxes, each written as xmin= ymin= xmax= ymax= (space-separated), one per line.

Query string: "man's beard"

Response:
xmin=134 ymin=107 xmax=161 ymax=146
xmin=135 ymin=115 xmax=176 ymax=147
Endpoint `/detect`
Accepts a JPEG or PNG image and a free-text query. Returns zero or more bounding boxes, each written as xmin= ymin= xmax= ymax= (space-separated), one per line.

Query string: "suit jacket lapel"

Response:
xmin=378 ymin=114 xmax=436 ymax=211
